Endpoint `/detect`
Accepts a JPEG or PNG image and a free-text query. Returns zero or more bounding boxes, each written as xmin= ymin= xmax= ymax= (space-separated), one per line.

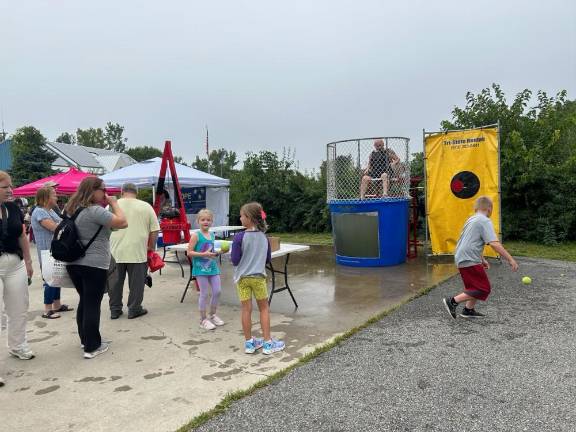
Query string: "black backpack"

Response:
xmin=51 ymin=207 xmax=103 ymax=262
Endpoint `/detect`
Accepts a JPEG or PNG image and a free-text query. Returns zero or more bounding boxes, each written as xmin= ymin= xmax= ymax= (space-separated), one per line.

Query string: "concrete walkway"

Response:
xmin=195 ymin=257 xmax=576 ymax=432
xmin=0 ymin=245 xmax=455 ymax=432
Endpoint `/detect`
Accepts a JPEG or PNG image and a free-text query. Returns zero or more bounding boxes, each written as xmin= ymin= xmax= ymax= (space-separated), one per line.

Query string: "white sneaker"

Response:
xmin=83 ymin=342 xmax=110 ymax=359
xmin=200 ymin=318 xmax=216 ymax=330
xmin=8 ymin=347 xmax=35 ymax=360
xmin=209 ymin=315 xmax=225 ymax=326
xmin=81 ymin=338 xmax=112 ymax=349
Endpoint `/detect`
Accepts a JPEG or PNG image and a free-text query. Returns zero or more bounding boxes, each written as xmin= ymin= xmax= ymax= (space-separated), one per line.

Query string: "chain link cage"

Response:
xmin=327 ymin=137 xmax=411 ymax=202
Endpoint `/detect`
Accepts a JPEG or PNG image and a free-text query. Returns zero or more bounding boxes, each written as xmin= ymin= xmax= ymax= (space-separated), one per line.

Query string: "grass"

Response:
xmin=175 ymin=279 xmax=447 ymax=431
xmin=270 ymin=233 xmax=576 ymax=263
xmin=268 ymin=232 xmax=333 ymax=246
xmin=504 ymin=241 xmax=576 ymax=262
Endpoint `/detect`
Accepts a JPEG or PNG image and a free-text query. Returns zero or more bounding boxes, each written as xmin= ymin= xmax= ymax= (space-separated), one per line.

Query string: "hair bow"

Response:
xmin=260 ymin=210 xmax=267 ymax=220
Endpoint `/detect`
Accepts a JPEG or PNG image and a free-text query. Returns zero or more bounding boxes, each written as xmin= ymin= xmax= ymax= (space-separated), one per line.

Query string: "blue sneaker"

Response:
xmin=262 ymin=338 xmax=285 ymax=355
xmin=244 ymin=337 xmax=264 ymax=354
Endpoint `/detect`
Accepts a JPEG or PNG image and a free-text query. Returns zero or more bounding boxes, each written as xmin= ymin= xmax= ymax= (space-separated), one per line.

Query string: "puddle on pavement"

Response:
xmin=143 ymin=371 xmax=175 ymax=379
xmin=182 ymin=339 xmax=210 ymax=346
xmin=141 ymin=335 xmax=167 ymax=341
xmin=114 ymin=385 xmax=132 ymax=392
xmin=75 ymin=377 xmax=107 ymax=383
xmin=35 ymin=385 xmax=60 ymax=395
xmin=201 ymin=368 xmax=243 ymax=381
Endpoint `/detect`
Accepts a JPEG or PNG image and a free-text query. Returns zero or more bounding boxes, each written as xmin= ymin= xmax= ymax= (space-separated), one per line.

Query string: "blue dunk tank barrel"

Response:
xmin=326 ymin=137 xmax=411 ymax=267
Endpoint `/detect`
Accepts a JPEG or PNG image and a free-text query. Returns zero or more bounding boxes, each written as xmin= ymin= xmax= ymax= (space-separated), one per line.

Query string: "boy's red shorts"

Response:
xmin=458 ymin=264 xmax=491 ymax=301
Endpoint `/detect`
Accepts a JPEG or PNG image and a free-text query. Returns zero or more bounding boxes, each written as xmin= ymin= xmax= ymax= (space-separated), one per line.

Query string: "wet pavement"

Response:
xmin=0 ymin=245 xmax=456 ymax=432
xmin=194 ymin=257 xmax=576 ymax=432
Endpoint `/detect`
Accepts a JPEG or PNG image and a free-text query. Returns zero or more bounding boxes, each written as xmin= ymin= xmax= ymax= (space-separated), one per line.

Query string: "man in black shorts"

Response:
xmin=360 ymin=139 xmax=400 ymax=199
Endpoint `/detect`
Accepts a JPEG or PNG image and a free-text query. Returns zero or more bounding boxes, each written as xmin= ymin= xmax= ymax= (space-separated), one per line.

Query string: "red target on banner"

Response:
xmin=450 ymin=171 xmax=480 ymax=199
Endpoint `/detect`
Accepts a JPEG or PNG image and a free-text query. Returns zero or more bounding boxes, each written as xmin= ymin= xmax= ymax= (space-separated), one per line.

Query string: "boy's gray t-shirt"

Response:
xmin=454 ymin=213 xmax=498 ymax=268
xmin=68 ymin=205 xmax=113 ymax=270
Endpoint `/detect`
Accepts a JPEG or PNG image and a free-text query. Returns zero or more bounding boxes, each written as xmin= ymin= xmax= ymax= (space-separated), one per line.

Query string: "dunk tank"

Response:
xmin=327 ymin=137 xmax=411 ymax=267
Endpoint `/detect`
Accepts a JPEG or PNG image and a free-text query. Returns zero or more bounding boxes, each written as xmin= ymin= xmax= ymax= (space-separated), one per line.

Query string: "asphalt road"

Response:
xmin=193 ymin=257 xmax=576 ymax=432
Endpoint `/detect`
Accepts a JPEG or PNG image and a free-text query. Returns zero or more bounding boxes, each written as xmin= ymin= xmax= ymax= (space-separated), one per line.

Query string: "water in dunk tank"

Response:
xmin=326 ymin=137 xmax=411 ymax=267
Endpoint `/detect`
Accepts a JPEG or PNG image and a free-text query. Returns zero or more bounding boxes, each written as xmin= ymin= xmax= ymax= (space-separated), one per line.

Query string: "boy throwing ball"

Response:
xmin=443 ymin=196 xmax=519 ymax=319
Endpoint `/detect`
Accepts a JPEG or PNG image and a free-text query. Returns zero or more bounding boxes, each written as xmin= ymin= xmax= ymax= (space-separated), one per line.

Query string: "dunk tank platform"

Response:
xmin=327 ymin=137 xmax=411 ymax=267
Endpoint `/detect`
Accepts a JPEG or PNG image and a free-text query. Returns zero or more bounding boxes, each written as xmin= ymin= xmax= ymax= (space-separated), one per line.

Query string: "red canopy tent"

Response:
xmin=12 ymin=167 xmax=120 ymax=197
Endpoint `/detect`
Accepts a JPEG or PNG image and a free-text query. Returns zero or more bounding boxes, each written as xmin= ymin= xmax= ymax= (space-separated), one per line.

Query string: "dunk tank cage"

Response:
xmin=327 ymin=137 xmax=411 ymax=267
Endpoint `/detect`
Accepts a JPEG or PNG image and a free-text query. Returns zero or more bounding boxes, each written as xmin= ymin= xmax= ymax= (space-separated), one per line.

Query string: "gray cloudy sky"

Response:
xmin=1 ymin=0 xmax=575 ymax=171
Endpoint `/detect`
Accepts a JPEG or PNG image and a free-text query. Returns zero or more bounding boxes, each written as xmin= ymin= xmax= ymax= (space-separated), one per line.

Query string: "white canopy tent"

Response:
xmin=100 ymin=158 xmax=230 ymax=227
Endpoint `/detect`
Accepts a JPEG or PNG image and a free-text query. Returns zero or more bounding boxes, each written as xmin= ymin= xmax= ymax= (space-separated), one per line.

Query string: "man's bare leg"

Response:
xmin=360 ymin=175 xmax=370 ymax=199
xmin=381 ymin=173 xmax=389 ymax=196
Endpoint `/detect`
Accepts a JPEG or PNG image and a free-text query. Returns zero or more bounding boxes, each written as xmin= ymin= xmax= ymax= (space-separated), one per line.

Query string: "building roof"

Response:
xmin=1 ymin=138 xmax=137 ymax=174
xmin=79 ymin=145 xmax=119 ymax=156
xmin=95 ymin=153 xmax=137 ymax=173
xmin=45 ymin=141 xmax=102 ymax=169
xmin=45 ymin=141 xmax=136 ymax=173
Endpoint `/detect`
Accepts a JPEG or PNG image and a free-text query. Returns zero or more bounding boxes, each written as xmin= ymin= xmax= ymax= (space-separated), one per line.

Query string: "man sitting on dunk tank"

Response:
xmin=360 ymin=139 xmax=401 ymax=199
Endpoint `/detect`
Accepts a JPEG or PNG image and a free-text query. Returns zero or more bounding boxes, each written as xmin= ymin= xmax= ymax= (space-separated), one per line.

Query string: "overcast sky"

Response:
xmin=1 ymin=0 xmax=575 ymax=171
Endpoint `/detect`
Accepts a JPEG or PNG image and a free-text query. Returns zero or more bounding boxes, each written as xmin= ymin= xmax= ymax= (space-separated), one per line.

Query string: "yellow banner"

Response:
xmin=425 ymin=127 xmax=500 ymax=256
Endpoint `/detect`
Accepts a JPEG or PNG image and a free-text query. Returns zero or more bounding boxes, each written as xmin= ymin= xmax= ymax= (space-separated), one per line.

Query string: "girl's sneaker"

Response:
xmin=263 ymin=338 xmax=285 ymax=355
xmin=200 ymin=318 xmax=216 ymax=330
xmin=244 ymin=337 xmax=264 ymax=354
xmin=210 ymin=315 xmax=225 ymax=326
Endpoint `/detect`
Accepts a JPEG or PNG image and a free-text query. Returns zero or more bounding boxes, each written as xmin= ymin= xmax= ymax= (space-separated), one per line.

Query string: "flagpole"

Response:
xmin=205 ymin=125 xmax=210 ymax=174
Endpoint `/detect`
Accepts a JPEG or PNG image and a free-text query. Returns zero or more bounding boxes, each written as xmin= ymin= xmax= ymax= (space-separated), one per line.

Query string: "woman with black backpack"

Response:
xmin=64 ymin=177 xmax=127 ymax=359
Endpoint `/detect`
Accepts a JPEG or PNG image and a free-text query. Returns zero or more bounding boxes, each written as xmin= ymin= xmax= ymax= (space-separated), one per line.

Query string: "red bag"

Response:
xmin=147 ymin=251 xmax=165 ymax=273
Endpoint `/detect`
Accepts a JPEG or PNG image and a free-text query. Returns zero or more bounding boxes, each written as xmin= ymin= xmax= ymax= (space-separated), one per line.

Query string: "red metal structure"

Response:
xmin=153 ymin=140 xmax=191 ymax=244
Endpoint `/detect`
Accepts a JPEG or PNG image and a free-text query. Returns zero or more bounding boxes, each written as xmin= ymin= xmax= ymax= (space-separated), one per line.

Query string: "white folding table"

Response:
xmin=166 ymin=242 xmax=310 ymax=307
xmin=267 ymin=243 xmax=310 ymax=308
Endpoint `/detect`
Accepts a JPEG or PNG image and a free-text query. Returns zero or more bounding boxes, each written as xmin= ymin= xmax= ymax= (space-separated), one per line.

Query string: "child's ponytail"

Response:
xmin=241 ymin=202 xmax=268 ymax=233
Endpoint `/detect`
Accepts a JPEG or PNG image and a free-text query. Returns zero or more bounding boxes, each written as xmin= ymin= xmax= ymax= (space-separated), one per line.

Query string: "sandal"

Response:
xmin=55 ymin=304 xmax=74 ymax=312
xmin=42 ymin=310 xmax=61 ymax=319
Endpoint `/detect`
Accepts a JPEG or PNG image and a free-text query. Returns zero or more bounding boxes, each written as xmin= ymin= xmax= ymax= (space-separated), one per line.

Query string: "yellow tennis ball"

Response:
xmin=522 ymin=276 xmax=532 ymax=285
xmin=220 ymin=242 xmax=231 ymax=253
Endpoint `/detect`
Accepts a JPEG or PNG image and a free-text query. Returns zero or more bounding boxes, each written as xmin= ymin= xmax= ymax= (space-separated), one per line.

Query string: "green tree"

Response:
xmin=410 ymin=152 xmax=424 ymax=187
xmin=76 ymin=127 xmax=105 ymax=149
xmin=442 ymin=84 xmax=576 ymax=243
xmin=55 ymin=132 xmax=76 ymax=144
xmin=10 ymin=126 xmax=56 ymax=185
xmin=211 ymin=149 xmax=238 ymax=178
xmin=174 ymin=156 xmax=189 ymax=166
xmin=192 ymin=156 xmax=209 ymax=172
xmin=125 ymin=146 xmax=163 ymax=162
xmin=229 ymin=150 xmax=329 ymax=233
xmin=192 ymin=148 xmax=238 ymax=178
xmin=104 ymin=122 xmax=127 ymax=152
